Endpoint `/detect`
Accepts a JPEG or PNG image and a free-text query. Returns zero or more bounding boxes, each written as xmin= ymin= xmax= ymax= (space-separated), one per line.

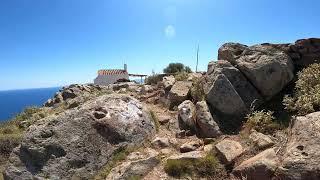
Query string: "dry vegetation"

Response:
xmin=283 ymin=63 xmax=320 ymax=115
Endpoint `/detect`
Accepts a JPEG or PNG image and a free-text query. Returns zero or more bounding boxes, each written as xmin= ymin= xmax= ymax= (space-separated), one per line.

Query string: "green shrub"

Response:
xmin=174 ymin=72 xmax=189 ymax=81
xmin=245 ymin=110 xmax=279 ymax=134
xmin=145 ymin=74 xmax=163 ymax=85
xmin=164 ymin=154 xmax=219 ymax=178
xmin=163 ymin=63 xmax=192 ymax=74
xmin=190 ymin=78 xmax=206 ymax=103
xmin=283 ymin=63 xmax=320 ymax=115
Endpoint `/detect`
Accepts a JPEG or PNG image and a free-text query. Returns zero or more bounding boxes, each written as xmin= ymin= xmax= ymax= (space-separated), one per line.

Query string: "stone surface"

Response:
xmin=208 ymin=60 xmax=263 ymax=109
xmin=234 ymin=45 xmax=294 ymax=99
xmin=218 ymin=42 xmax=248 ymax=64
xmin=168 ymin=81 xmax=192 ymax=107
xmin=162 ymin=75 xmax=176 ymax=91
xmin=180 ymin=140 xmax=203 ymax=153
xmin=195 ymin=101 xmax=221 ymax=138
xmin=278 ymin=111 xmax=320 ymax=180
xmin=167 ymin=151 xmax=205 ymax=162
xmin=249 ymin=130 xmax=274 ymax=149
xmin=215 ymin=139 xmax=244 ymax=164
xmin=177 ymin=100 xmax=196 ymax=131
xmin=203 ymin=144 xmax=214 ymax=153
xmin=44 ymin=84 xmax=110 ymax=107
xmin=157 ymin=115 xmax=171 ymax=125
xmin=204 ymin=72 xmax=247 ymax=116
xmin=4 ymin=94 xmax=156 ymax=180
xmin=233 ymin=148 xmax=280 ymax=180
xmin=106 ymin=148 xmax=160 ymax=180
xmin=151 ymin=137 xmax=170 ymax=148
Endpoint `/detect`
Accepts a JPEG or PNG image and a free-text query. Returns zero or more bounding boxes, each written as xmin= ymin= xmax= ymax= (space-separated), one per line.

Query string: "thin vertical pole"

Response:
xmin=196 ymin=44 xmax=199 ymax=72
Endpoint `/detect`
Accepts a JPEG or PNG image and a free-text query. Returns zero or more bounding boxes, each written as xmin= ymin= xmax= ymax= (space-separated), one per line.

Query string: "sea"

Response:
xmin=0 ymin=87 xmax=61 ymax=122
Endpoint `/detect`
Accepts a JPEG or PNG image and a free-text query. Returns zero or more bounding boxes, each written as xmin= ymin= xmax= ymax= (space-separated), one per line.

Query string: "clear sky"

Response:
xmin=0 ymin=0 xmax=319 ymax=90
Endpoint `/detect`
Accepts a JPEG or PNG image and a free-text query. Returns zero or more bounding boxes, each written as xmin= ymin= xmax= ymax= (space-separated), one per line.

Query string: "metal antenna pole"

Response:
xmin=196 ymin=44 xmax=199 ymax=72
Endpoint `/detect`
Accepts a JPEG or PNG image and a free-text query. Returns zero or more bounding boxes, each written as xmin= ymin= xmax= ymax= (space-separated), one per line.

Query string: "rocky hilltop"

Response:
xmin=2 ymin=38 xmax=320 ymax=180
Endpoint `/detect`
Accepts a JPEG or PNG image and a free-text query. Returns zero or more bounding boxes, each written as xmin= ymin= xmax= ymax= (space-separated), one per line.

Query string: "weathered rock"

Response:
xmin=218 ymin=42 xmax=248 ymax=64
xmin=140 ymin=85 xmax=154 ymax=94
xmin=44 ymin=84 xmax=110 ymax=107
xmin=278 ymin=112 xmax=320 ymax=180
xmin=151 ymin=137 xmax=170 ymax=148
xmin=158 ymin=115 xmax=171 ymax=125
xmin=4 ymin=94 xmax=156 ymax=180
xmin=195 ymin=101 xmax=221 ymax=138
xmin=178 ymin=100 xmax=196 ymax=131
xmin=167 ymin=151 xmax=205 ymax=162
xmin=233 ymin=148 xmax=280 ymax=180
xmin=106 ymin=148 xmax=160 ymax=180
xmin=234 ymin=45 xmax=294 ymax=99
xmin=162 ymin=75 xmax=176 ymax=91
xmin=204 ymin=144 xmax=214 ymax=153
xmin=168 ymin=81 xmax=192 ymax=107
xmin=180 ymin=140 xmax=203 ymax=153
xmin=249 ymin=130 xmax=274 ymax=149
xmin=187 ymin=72 xmax=202 ymax=81
xmin=208 ymin=60 xmax=263 ymax=109
xmin=204 ymin=72 xmax=247 ymax=116
xmin=215 ymin=139 xmax=244 ymax=164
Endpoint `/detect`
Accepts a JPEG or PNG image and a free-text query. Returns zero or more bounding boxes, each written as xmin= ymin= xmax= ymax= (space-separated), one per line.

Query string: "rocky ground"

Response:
xmin=1 ymin=38 xmax=320 ymax=180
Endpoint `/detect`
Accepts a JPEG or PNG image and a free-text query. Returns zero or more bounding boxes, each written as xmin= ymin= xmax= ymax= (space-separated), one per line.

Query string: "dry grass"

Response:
xmin=244 ymin=110 xmax=280 ymax=135
xmin=164 ymin=153 xmax=222 ymax=178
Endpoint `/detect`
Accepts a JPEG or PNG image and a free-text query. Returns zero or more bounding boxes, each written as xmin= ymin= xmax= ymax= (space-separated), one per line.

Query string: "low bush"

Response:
xmin=174 ymin=72 xmax=189 ymax=81
xmin=283 ymin=63 xmax=320 ymax=115
xmin=244 ymin=110 xmax=279 ymax=134
xmin=145 ymin=74 xmax=163 ymax=85
xmin=190 ymin=77 xmax=206 ymax=103
xmin=164 ymin=154 xmax=220 ymax=178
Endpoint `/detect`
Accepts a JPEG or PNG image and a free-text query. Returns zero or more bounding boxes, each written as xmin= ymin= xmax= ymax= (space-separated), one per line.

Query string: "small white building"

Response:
xmin=94 ymin=64 xmax=129 ymax=86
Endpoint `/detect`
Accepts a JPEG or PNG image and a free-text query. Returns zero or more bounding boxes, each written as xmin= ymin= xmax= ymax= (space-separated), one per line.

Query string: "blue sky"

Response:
xmin=0 ymin=0 xmax=319 ymax=90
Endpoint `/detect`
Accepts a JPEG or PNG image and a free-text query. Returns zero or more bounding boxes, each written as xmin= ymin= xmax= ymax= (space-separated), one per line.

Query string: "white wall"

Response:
xmin=94 ymin=73 xmax=129 ymax=86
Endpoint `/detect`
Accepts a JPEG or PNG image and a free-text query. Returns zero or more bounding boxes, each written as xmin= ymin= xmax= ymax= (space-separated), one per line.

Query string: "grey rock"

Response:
xmin=218 ymin=42 xmax=248 ymax=64
xmin=234 ymin=45 xmax=294 ymax=99
xmin=151 ymin=137 xmax=170 ymax=148
xmin=178 ymin=100 xmax=196 ymax=131
xmin=195 ymin=101 xmax=221 ymax=138
xmin=204 ymin=73 xmax=247 ymax=116
xmin=4 ymin=94 xmax=156 ymax=180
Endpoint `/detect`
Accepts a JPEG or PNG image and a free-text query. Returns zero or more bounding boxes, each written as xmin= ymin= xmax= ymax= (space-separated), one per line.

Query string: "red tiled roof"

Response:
xmin=98 ymin=69 xmax=128 ymax=75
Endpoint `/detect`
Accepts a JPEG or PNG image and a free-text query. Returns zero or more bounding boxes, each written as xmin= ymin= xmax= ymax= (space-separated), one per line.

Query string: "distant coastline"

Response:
xmin=0 ymin=87 xmax=61 ymax=121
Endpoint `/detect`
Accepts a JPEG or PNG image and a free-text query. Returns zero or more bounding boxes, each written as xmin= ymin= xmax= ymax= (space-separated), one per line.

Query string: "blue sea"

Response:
xmin=0 ymin=87 xmax=61 ymax=121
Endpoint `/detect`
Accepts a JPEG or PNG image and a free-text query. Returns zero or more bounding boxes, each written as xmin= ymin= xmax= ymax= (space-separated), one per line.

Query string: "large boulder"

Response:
xmin=4 ymin=94 xmax=156 ymax=179
xmin=204 ymin=72 xmax=247 ymax=116
xmin=218 ymin=43 xmax=248 ymax=65
xmin=233 ymin=148 xmax=280 ymax=180
xmin=195 ymin=101 xmax=221 ymax=138
xmin=168 ymin=81 xmax=192 ymax=108
xmin=278 ymin=111 xmax=320 ymax=180
xmin=205 ymin=60 xmax=263 ymax=111
xmin=233 ymin=45 xmax=295 ymax=99
xmin=178 ymin=100 xmax=196 ymax=131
